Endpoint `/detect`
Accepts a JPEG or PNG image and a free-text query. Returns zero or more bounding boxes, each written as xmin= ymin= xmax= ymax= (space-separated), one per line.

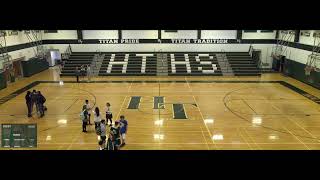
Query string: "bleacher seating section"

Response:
xmin=167 ymin=53 xmax=222 ymax=76
xmin=227 ymin=52 xmax=261 ymax=76
xmin=61 ymin=52 xmax=96 ymax=76
xmin=99 ymin=53 xmax=157 ymax=76
xmin=60 ymin=52 xmax=260 ymax=76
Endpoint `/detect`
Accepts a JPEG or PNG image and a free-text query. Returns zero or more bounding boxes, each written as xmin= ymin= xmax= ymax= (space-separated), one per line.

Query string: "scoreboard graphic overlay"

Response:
xmin=1 ymin=124 xmax=37 ymax=148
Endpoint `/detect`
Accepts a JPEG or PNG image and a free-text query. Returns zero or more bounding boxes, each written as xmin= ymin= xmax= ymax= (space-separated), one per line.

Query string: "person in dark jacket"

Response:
xmin=30 ymin=90 xmax=38 ymax=114
xmin=37 ymin=91 xmax=46 ymax=117
xmin=110 ymin=121 xmax=121 ymax=150
xmin=81 ymin=105 xmax=89 ymax=132
xmin=25 ymin=91 xmax=32 ymax=117
xmin=75 ymin=67 xmax=80 ymax=83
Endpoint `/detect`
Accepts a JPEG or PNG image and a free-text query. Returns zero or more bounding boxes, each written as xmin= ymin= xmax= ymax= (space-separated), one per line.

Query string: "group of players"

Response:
xmin=25 ymin=89 xmax=128 ymax=150
xmin=80 ymin=100 xmax=128 ymax=150
xmin=25 ymin=90 xmax=47 ymax=118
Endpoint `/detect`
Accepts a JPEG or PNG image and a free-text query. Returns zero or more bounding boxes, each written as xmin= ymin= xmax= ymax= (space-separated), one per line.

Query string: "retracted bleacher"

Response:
xmin=227 ymin=52 xmax=261 ymax=76
xmin=61 ymin=52 xmax=96 ymax=76
xmin=60 ymin=52 xmax=260 ymax=76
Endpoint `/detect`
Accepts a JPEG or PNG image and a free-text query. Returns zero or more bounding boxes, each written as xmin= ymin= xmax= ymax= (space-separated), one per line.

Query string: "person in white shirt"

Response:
xmin=100 ymin=119 xmax=107 ymax=143
xmin=105 ymin=102 xmax=113 ymax=126
xmin=87 ymin=65 xmax=91 ymax=82
xmin=93 ymin=107 xmax=102 ymax=129
xmin=80 ymin=65 xmax=86 ymax=80
xmin=85 ymin=100 xmax=92 ymax=125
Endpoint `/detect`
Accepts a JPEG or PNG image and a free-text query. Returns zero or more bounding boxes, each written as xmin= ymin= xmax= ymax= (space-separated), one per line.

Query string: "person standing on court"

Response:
xmin=80 ymin=105 xmax=89 ymax=132
xmin=98 ymin=140 xmax=105 ymax=150
xmin=30 ymin=90 xmax=38 ymax=115
xmin=110 ymin=121 xmax=121 ymax=150
xmin=105 ymin=102 xmax=113 ymax=126
xmin=93 ymin=107 xmax=102 ymax=131
xmin=75 ymin=67 xmax=80 ymax=83
xmin=119 ymin=115 xmax=128 ymax=147
xmin=80 ymin=65 xmax=86 ymax=80
xmin=25 ymin=91 xmax=32 ymax=117
xmin=37 ymin=91 xmax=46 ymax=118
xmin=100 ymin=119 xmax=107 ymax=143
xmin=87 ymin=65 xmax=91 ymax=82
xmin=85 ymin=100 xmax=92 ymax=125
xmin=106 ymin=129 xmax=114 ymax=150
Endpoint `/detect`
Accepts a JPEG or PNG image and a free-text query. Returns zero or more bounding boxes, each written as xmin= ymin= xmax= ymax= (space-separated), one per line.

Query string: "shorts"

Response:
xmin=100 ymin=136 xmax=106 ymax=142
xmin=114 ymin=139 xmax=121 ymax=147
xmin=121 ymin=133 xmax=126 ymax=140
xmin=106 ymin=113 xmax=113 ymax=119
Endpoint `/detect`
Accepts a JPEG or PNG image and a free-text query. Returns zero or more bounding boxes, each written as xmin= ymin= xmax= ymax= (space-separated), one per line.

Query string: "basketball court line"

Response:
xmin=268 ymin=102 xmax=320 ymax=144
xmin=241 ymin=99 xmax=258 ymax=115
xmin=185 ymin=77 xmax=217 ymax=149
xmin=35 ymin=142 xmax=320 ymax=145
xmin=223 ymin=85 xmax=320 ymax=141
xmin=271 ymin=100 xmax=320 ymax=144
xmin=1 ymin=80 xmax=319 ymax=107
xmin=282 ymin=126 xmax=310 ymax=150
xmin=63 ymin=98 xmax=79 ymax=113
xmin=241 ymin=127 xmax=261 ymax=150
xmin=67 ymin=129 xmax=82 ymax=150
xmin=199 ymin=126 xmax=210 ymax=150
xmin=237 ymin=127 xmax=254 ymax=150
xmin=285 ymin=116 xmax=320 ymax=141
xmin=114 ymin=81 xmax=132 ymax=121
xmin=1 ymin=78 xmax=320 ymax=150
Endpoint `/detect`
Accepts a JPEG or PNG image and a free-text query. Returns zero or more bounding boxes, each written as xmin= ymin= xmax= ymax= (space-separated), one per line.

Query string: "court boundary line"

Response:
xmin=1 ymin=80 xmax=319 ymax=107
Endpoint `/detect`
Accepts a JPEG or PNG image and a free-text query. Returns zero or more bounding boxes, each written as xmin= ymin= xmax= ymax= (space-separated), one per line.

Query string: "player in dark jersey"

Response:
xmin=98 ymin=140 xmax=105 ymax=150
xmin=37 ymin=91 xmax=46 ymax=117
xmin=110 ymin=121 xmax=121 ymax=150
xmin=30 ymin=90 xmax=38 ymax=115
xmin=25 ymin=91 xmax=32 ymax=117
xmin=81 ymin=105 xmax=89 ymax=132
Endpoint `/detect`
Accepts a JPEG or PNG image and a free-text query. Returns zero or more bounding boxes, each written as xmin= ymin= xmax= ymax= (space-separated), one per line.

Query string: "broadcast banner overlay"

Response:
xmin=1 ymin=124 xmax=37 ymax=148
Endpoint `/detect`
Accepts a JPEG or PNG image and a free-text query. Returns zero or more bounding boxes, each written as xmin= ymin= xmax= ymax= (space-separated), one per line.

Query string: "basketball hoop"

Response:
xmin=305 ymin=65 xmax=314 ymax=76
xmin=272 ymin=53 xmax=280 ymax=60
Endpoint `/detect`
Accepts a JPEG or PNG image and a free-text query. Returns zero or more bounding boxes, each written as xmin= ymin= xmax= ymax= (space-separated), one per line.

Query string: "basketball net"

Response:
xmin=272 ymin=53 xmax=281 ymax=60
xmin=305 ymin=65 xmax=313 ymax=76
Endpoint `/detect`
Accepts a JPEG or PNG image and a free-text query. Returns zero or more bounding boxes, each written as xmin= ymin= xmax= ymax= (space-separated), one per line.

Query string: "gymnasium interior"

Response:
xmin=0 ymin=30 xmax=320 ymax=150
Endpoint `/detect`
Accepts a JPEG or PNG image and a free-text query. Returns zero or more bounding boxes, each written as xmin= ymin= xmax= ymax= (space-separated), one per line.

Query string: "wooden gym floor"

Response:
xmin=1 ymin=67 xmax=320 ymax=150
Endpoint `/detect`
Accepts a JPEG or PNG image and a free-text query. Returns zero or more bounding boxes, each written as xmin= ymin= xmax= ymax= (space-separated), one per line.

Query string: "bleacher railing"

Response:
xmin=90 ymin=50 xmax=105 ymax=77
xmin=248 ymin=45 xmax=263 ymax=70
xmin=62 ymin=44 xmax=72 ymax=60
xmin=0 ymin=34 xmax=10 ymax=72
xmin=249 ymin=45 xmax=253 ymax=57
xmin=220 ymin=49 xmax=231 ymax=73
xmin=160 ymin=49 xmax=165 ymax=74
